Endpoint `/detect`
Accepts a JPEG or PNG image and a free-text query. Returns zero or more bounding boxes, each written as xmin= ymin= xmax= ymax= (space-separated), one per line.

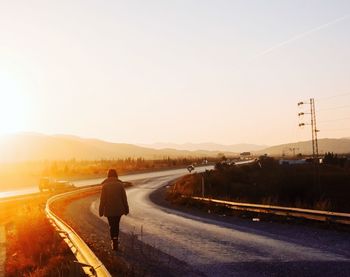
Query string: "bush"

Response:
xmin=5 ymin=201 xmax=84 ymax=277
xmin=169 ymin=160 xmax=350 ymax=212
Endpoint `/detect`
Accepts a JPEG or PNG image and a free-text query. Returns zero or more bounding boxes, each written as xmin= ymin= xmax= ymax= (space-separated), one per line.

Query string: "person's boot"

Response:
xmin=111 ymin=237 xmax=119 ymax=251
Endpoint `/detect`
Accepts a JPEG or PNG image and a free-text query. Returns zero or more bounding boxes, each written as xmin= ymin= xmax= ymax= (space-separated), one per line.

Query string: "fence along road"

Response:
xmin=189 ymin=196 xmax=350 ymax=225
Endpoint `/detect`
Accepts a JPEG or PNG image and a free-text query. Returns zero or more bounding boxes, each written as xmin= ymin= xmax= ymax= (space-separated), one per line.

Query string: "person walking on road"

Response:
xmin=99 ymin=169 xmax=129 ymax=251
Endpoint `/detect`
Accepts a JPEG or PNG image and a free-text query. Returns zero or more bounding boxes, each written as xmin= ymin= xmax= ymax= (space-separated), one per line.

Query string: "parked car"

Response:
xmin=39 ymin=177 xmax=75 ymax=192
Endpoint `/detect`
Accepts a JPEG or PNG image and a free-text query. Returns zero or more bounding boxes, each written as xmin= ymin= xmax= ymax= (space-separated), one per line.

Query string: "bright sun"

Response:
xmin=0 ymin=75 xmax=29 ymax=135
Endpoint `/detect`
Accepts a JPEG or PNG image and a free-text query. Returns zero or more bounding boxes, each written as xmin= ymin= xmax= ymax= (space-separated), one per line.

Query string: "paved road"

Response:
xmin=76 ymin=167 xmax=350 ymax=276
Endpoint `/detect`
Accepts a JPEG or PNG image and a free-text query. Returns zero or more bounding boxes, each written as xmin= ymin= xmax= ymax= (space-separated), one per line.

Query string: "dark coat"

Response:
xmin=99 ymin=177 xmax=129 ymax=217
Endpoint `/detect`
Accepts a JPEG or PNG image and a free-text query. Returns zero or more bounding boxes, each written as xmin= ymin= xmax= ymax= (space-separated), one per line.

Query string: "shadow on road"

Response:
xmin=200 ymin=261 xmax=350 ymax=277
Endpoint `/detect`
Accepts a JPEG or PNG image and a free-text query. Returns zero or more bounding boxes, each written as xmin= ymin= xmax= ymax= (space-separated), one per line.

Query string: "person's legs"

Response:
xmin=107 ymin=216 xmax=120 ymax=239
xmin=107 ymin=216 xmax=121 ymax=250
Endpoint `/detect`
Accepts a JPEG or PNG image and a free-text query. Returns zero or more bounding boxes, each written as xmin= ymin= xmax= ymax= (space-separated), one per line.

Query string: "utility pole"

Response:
xmin=310 ymin=98 xmax=319 ymax=160
xmin=298 ymin=98 xmax=321 ymax=187
xmin=298 ymin=98 xmax=320 ymax=162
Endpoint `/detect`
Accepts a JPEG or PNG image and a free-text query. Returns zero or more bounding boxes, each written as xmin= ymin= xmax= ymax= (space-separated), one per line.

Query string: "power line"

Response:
xmin=318 ymin=116 xmax=350 ymax=123
xmin=317 ymin=104 xmax=350 ymax=112
xmin=316 ymin=92 xmax=350 ymax=101
xmin=319 ymin=127 xmax=350 ymax=132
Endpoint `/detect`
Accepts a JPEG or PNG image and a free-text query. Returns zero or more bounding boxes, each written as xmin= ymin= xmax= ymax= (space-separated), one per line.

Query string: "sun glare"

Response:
xmin=0 ymin=74 xmax=29 ymax=135
xmin=0 ymin=73 xmax=29 ymax=135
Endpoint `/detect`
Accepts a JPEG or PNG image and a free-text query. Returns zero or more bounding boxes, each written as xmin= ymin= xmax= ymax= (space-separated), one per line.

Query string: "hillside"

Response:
xmin=258 ymin=138 xmax=350 ymax=156
xmin=0 ymin=133 xmax=235 ymax=162
xmin=2 ymin=133 xmax=349 ymax=162
xmin=140 ymin=142 xmax=268 ymax=152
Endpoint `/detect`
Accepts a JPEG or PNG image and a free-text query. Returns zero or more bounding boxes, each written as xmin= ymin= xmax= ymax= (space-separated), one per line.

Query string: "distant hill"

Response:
xmin=258 ymin=138 xmax=350 ymax=156
xmin=2 ymin=133 xmax=348 ymax=162
xmin=140 ymin=142 xmax=268 ymax=153
xmin=0 ymin=133 xmax=236 ymax=162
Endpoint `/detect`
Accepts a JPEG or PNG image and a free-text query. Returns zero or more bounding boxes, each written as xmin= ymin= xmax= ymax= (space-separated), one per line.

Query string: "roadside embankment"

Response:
xmin=0 ymin=225 xmax=5 ymax=277
xmin=0 ymin=191 xmax=85 ymax=276
xmin=164 ymin=170 xmax=350 ymax=230
xmin=167 ymin=159 xmax=350 ymax=213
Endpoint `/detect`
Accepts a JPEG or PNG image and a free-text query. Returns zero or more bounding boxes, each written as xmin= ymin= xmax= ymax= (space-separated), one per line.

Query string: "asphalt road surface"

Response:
xmin=71 ymin=167 xmax=350 ymax=276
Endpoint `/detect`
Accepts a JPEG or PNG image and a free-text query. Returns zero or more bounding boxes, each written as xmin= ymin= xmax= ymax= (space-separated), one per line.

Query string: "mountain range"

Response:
xmin=0 ymin=133 xmax=349 ymax=162
xmin=0 ymin=133 xmax=236 ymax=162
xmin=139 ymin=142 xmax=268 ymax=153
xmin=258 ymin=138 xmax=350 ymax=156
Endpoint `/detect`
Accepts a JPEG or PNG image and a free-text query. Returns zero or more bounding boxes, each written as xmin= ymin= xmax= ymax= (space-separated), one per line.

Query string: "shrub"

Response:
xmin=169 ymin=161 xmax=350 ymax=212
xmin=5 ymin=201 xmax=84 ymax=277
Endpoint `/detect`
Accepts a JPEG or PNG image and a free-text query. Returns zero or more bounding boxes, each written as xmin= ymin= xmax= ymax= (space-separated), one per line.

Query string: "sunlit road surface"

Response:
xmin=0 ymin=187 xmax=39 ymax=199
xmin=87 ymin=167 xmax=350 ymax=276
xmin=0 ymin=166 xmax=209 ymax=199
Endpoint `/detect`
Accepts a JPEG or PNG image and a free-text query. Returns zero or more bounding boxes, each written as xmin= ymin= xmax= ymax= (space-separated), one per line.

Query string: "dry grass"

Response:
xmin=168 ymin=161 xmax=350 ymax=213
xmin=313 ymin=198 xmax=333 ymax=211
xmin=3 ymin=196 xmax=84 ymax=277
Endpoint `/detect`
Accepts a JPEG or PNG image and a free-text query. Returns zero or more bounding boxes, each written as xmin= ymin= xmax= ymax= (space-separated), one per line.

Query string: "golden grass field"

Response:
xmin=1 ymin=194 xmax=84 ymax=277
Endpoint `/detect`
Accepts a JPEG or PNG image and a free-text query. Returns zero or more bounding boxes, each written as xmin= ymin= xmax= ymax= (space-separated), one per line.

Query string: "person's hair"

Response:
xmin=107 ymin=169 xmax=118 ymax=178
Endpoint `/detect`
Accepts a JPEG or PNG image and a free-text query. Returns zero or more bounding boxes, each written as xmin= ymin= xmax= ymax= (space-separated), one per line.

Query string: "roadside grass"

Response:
xmin=2 ymin=194 xmax=84 ymax=277
xmin=167 ymin=161 xmax=350 ymax=213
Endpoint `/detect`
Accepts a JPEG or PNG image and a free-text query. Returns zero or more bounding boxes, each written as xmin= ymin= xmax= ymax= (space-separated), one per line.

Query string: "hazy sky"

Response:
xmin=1 ymin=0 xmax=350 ymax=145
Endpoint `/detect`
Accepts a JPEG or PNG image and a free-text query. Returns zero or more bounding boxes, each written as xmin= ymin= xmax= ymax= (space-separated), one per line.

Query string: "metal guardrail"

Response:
xmin=189 ymin=196 xmax=350 ymax=225
xmin=45 ymin=187 xmax=112 ymax=277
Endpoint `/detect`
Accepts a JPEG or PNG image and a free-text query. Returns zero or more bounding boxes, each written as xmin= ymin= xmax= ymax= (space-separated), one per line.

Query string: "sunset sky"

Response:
xmin=0 ymin=1 xmax=349 ymax=146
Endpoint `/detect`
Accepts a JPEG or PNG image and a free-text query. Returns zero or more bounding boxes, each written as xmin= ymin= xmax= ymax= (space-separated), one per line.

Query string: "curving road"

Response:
xmin=74 ymin=167 xmax=350 ymax=276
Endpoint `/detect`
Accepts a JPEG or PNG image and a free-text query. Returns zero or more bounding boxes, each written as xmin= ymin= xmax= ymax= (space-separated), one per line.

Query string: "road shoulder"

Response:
xmin=149 ymin=183 xmax=350 ymax=257
xmin=60 ymin=193 xmax=204 ymax=277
